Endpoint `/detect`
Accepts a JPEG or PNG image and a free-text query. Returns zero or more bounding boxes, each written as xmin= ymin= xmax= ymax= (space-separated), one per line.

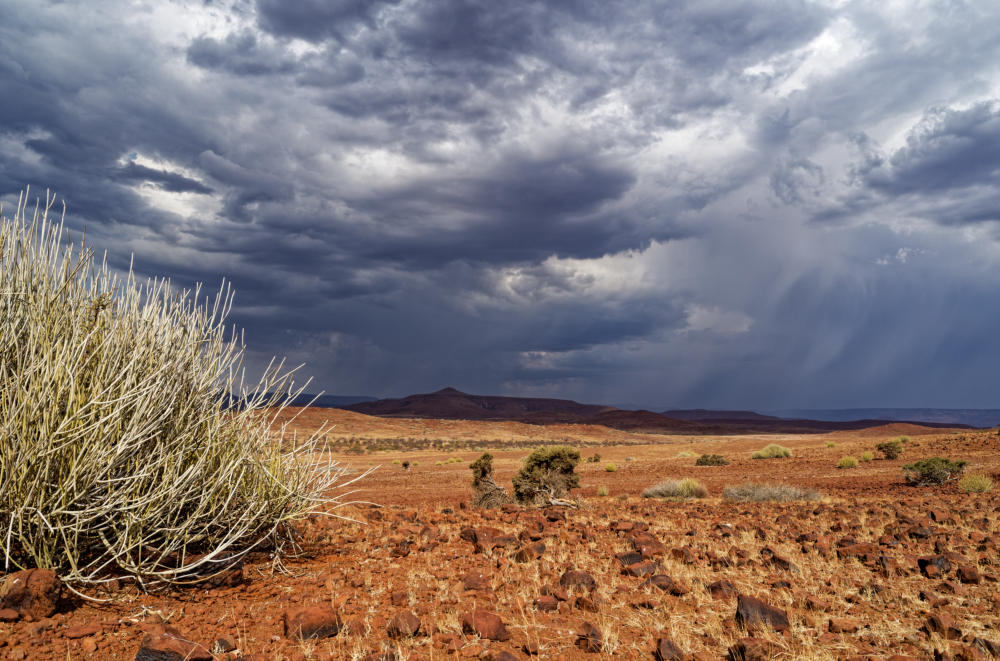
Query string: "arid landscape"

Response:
xmin=4 ymin=403 xmax=999 ymax=661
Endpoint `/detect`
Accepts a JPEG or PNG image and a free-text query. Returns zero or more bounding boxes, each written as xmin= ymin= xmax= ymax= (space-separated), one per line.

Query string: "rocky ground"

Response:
xmin=2 ymin=427 xmax=999 ymax=660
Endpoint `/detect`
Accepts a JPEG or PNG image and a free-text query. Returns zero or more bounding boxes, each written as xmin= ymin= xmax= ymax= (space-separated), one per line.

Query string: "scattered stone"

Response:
xmin=829 ymin=617 xmax=861 ymax=633
xmin=283 ymin=606 xmax=343 ymax=640
xmin=924 ymin=612 xmax=962 ymax=640
xmin=707 ymin=580 xmax=737 ymax=600
xmin=135 ymin=624 xmax=212 ymax=661
xmin=653 ymin=637 xmax=685 ymax=660
xmin=462 ymin=610 xmax=511 ymax=642
xmin=534 ymin=595 xmax=558 ymax=612
xmin=576 ymin=621 xmax=603 ymax=653
xmin=462 ymin=570 xmax=490 ymax=591
xmin=559 ymin=570 xmax=596 ymax=591
xmin=0 ymin=569 xmax=62 ymax=620
xmin=387 ymin=611 xmax=421 ymax=638
xmin=735 ymin=594 xmax=790 ymax=633
xmin=65 ymin=623 xmax=101 ymax=639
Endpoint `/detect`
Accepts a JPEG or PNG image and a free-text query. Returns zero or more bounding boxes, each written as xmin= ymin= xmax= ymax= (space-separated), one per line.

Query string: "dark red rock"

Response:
xmin=135 ymin=624 xmax=212 ymax=661
xmin=707 ymin=580 xmax=737 ymax=600
xmin=735 ymin=594 xmax=790 ymax=632
xmin=654 ymin=637 xmax=685 ymax=660
xmin=387 ymin=611 xmax=421 ymax=638
xmin=488 ymin=652 xmax=522 ymax=661
xmin=919 ymin=555 xmax=952 ymax=577
xmin=283 ymin=606 xmax=342 ymax=640
xmin=623 ymin=561 xmax=658 ymax=577
xmin=462 ymin=610 xmax=510 ymax=642
xmin=828 ymin=617 xmax=860 ymax=633
xmin=534 ymin=595 xmax=558 ymax=612
xmin=0 ymin=608 xmax=19 ymax=622
xmin=958 ymin=565 xmax=982 ymax=584
xmin=559 ymin=569 xmax=596 ymax=591
xmin=462 ymin=570 xmax=490 ymax=591
xmin=925 ymin=612 xmax=962 ymax=639
xmin=727 ymin=637 xmax=778 ymax=661
xmin=0 ymin=569 xmax=61 ymax=620
xmin=576 ymin=621 xmax=603 ymax=653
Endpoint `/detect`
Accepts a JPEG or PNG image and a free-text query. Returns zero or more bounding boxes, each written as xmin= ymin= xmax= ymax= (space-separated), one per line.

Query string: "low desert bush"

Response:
xmin=676 ymin=450 xmax=697 ymax=458
xmin=587 ymin=453 xmax=601 ymax=463
xmin=751 ymin=444 xmax=791 ymax=459
xmin=605 ymin=463 xmax=618 ymax=472
xmin=0 ymin=190 xmax=359 ymax=588
xmin=958 ymin=473 xmax=994 ymax=493
xmin=470 ymin=452 xmax=510 ymax=508
xmin=642 ymin=478 xmax=707 ymax=499
xmin=722 ymin=483 xmax=822 ymax=502
xmin=695 ymin=453 xmax=729 ymax=466
xmin=902 ymin=457 xmax=967 ymax=486
xmin=837 ymin=456 xmax=858 ymax=469
xmin=512 ymin=446 xmax=581 ymax=505
xmin=876 ymin=440 xmax=903 ymax=460
xmin=860 ymin=451 xmax=874 ymax=462
xmin=596 ymin=485 xmax=609 ymax=497
xmin=824 ymin=441 xmax=835 ymax=448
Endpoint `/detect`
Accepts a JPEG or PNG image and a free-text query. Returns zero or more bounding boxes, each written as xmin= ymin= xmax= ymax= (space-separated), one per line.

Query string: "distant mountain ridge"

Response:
xmin=764 ymin=409 xmax=999 ymax=429
xmin=337 ymin=387 xmax=975 ymax=434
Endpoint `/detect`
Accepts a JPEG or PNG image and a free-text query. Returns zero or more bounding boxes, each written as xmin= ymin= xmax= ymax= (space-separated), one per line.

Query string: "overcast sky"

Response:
xmin=3 ymin=0 xmax=999 ymax=409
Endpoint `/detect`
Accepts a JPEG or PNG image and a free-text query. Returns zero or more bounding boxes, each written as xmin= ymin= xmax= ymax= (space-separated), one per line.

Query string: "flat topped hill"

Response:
xmin=344 ymin=387 xmax=618 ymax=423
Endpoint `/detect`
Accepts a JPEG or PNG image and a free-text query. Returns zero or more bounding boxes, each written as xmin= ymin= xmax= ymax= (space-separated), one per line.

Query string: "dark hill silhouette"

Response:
xmin=344 ymin=387 xmax=617 ymax=423
xmin=341 ymin=388 xmax=972 ymax=435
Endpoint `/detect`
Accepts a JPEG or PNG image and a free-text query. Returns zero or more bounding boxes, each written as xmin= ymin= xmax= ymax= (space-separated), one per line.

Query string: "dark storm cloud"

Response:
xmin=3 ymin=0 xmax=1000 ymax=408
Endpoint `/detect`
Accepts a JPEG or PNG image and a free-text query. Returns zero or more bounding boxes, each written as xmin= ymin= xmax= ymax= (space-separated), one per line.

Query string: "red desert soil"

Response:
xmin=3 ymin=422 xmax=1000 ymax=660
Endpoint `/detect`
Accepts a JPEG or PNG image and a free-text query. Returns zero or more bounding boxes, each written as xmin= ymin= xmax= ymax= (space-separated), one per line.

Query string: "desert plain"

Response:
xmin=3 ymin=410 xmax=999 ymax=661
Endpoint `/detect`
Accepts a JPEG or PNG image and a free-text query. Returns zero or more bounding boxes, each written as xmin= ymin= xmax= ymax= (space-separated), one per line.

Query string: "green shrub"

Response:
xmin=722 ymin=483 xmax=822 ymax=502
xmin=902 ymin=457 xmax=967 ymax=486
xmin=824 ymin=441 xmax=835 ymax=448
xmin=596 ymin=485 xmax=609 ymax=497
xmin=876 ymin=440 xmax=903 ymax=460
xmin=470 ymin=452 xmax=510 ymax=508
xmin=837 ymin=456 xmax=858 ymax=469
xmin=642 ymin=478 xmax=707 ymax=499
xmin=896 ymin=435 xmax=910 ymax=444
xmin=605 ymin=463 xmax=618 ymax=472
xmin=751 ymin=444 xmax=791 ymax=459
xmin=512 ymin=446 xmax=581 ymax=505
xmin=860 ymin=451 xmax=874 ymax=462
xmin=676 ymin=450 xmax=697 ymax=458
xmin=958 ymin=473 xmax=994 ymax=493
xmin=587 ymin=453 xmax=601 ymax=463
xmin=695 ymin=453 xmax=729 ymax=466
xmin=0 ymin=191 xmax=354 ymax=587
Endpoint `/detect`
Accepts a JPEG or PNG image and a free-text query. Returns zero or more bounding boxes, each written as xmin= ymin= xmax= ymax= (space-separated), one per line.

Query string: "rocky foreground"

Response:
xmin=2 ymin=480 xmax=999 ymax=660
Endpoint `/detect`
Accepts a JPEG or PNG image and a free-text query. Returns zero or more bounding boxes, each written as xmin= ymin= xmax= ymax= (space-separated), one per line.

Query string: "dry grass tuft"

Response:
xmin=722 ymin=482 xmax=821 ymax=502
xmin=642 ymin=477 xmax=707 ymax=499
xmin=0 ymin=189 xmax=365 ymax=589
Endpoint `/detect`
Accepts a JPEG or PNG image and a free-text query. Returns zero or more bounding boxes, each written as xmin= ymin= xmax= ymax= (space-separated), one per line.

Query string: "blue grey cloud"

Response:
xmin=1 ymin=0 xmax=999 ymax=408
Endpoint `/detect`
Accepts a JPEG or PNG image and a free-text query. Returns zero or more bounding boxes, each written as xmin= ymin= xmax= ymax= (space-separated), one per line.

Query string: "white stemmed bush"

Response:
xmin=1 ymin=189 xmax=363 ymax=591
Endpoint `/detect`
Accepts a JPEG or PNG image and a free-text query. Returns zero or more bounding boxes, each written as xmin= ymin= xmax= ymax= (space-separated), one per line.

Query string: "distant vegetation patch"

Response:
xmin=695 ymin=453 xmax=729 ymax=466
xmin=837 ymin=456 xmax=858 ymax=469
xmin=722 ymin=483 xmax=821 ymax=502
xmin=876 ymin=440 xmax=904 ymax=460
xmin=642 ymin=478 xmax=707 ymax=499
xmin=860 ymin=451 xmax=874 ymax=462
xmin=751 ymin=444 xmax=791 ymax=459
xmin=676 ymin=450 xmax=697 ymax=458
xmin=605 ymin=463 xmax=618 ymax=472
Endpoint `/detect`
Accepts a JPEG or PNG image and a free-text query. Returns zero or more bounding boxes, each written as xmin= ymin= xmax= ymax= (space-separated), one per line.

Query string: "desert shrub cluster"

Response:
xmin=837 ymin=456 xmax=858 ymax=469
xmin=877 ymin=439 xmax=904 ymax=460
xmin=469 ymin=453 xmax=510 ymax=508
xmin=642 ymin=478 xmax=707 ymax=499
xmin=0 ymin=191 xmax=354 ymax=588
xmin=722 ymin=482 xmax=822 ymax=502
xmin=511 ymin=446 xmax=581 ymax=505
xmin=903 ymin=456 xmax=967 ymax=486
xmin=751 ymin=444 xmax=791 ymax=459
xmin=695 ymin=453 xmax=728 ymax=466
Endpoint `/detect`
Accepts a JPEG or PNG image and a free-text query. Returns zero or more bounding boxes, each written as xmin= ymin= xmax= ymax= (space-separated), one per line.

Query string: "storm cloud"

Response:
xmin=1 ymin=0 xmax=999 ymax=408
